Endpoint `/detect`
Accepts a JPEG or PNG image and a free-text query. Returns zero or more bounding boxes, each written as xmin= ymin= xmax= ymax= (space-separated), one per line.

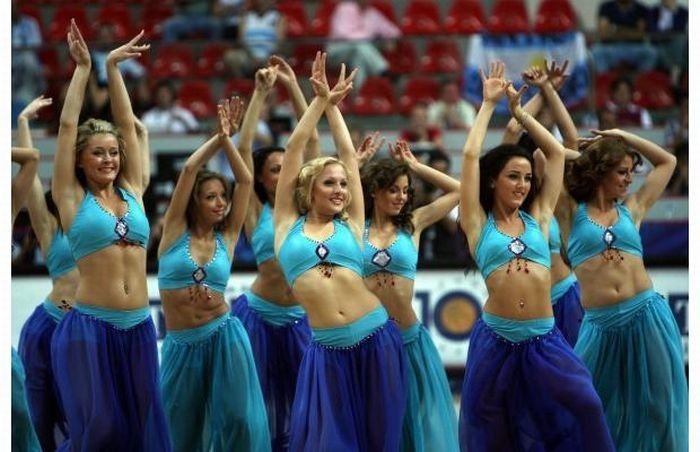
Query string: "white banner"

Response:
xmin=11 ymin=269 xmax=688 ymax=366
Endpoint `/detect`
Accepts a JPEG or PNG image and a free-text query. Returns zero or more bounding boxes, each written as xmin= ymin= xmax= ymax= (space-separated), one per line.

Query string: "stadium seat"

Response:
xmin=18 ymin=5 xmax=42 ymax=28
xmin=223 ymin=79 xmax=255 ymax=99
xmin=369 ymin=0 xmax=398 ymax=24
xmin=150 ymin=43 xmax=195 ymax=79
xmin=634 ymin=71 xmax=675 ymax=109
xmin=382 ymin=40 xmax=417 ymax=75
xmin=401 ymin=0 xmax=441 ymax=35
xmin=398 ymin=76 xmax=440 ymax=114
xmin=140 ymin=5 xmax=175 ymax=39
xmin=290 ymin=43 xmax=325 ymax=77
xmin=195 ymin=42 xmax=228 ymax=77
xmin=37 ymin=46 xmax=62 ymax=80
xmin=444 ymin=0 xmax=486 ymax=34
xmin=47 ymin=5 xmax=93 ymax=43
xmin=177 ymin=80 xmax=215 ymax=119
xmin=352 ymin=76 xmax=396 ymax=115
xmin=95 ymin=4 xmax=134 ymax=41
xmin=310 ymin=0 xmax=338 ymax=37
xmin=277 ymin=1 xmax=309 ymax=38
xmin=533 ymin=0 xmax=577 ymax=34
xmin=420 ymin=40 xmax=462 ymax=74
xmin=487 ymin=0 xmax=530 ymax=34
xmin=594 ymin=71 xmax=620 ymax=108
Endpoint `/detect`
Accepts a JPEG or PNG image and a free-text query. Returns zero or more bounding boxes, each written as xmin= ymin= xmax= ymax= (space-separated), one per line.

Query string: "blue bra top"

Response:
xmin=46 ymin=230 xmax=76 ymax=279
xmin=567 ymin=202 xmax=643 ymax=269
xmin=250 ymin=203 xmax=275 ymax=265
xmin=474 ymin=210 xmax=551 ymax=280
xmin=67 ymin=188 xmax=149 ymax=260
xmin=549 ymin=216 xmax=562 ymax=254
xmin=277 ymin=216 xmax=364 ymax=286
xmin=158 ymin=230 xmax=232 ymax=294
xmin=362 ymin=222 xmax=417 ymax=280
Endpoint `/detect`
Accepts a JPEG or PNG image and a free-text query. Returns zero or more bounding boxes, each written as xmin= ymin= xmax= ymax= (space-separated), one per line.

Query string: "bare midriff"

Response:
xmin=249 ymin=258 xmax=297 ymax=306
xmin=160 ymin=287 xmax=229 ymax=330
xmin=363 ymin=273 xmax=417 ymax=329
xmin=550 ymin=253 xmax=572 ymax=287
xmin=47 ymin=268 xmax=79 ymax=309
xmin=573 ymin=252 xmax=652 ymax=309
xmin=482 ymin=262 xmax=554 ymax=320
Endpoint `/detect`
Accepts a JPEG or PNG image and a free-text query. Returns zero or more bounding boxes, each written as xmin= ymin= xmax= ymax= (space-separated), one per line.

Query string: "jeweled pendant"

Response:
xmin=508 ymin=238 xmax=526 ymax=256
xmin=372 ymin=249 xmax=392 ymax=268
xmin=315 ymin=243 xmax=329 ymax=260
xmin=603 ymin=228 xmax=616 ymax=247
xmin=192 ymin=266 xmax=207 ymax=284
xmin=115 ymin=218 xmax=129 ymax=239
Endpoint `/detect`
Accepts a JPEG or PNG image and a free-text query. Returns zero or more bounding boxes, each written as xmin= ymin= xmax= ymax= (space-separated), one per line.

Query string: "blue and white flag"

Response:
xmin=463 ymin=32 xmax=589 ymax=115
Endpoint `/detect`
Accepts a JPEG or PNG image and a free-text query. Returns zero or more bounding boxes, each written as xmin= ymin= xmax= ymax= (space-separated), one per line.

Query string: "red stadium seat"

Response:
xmin=398 ymin=76 xmax=440 ymax=114
xmin=401 ymin=0 xmax=441 ymax=35
xmin=533 ymin=0 xmax=577 ymax=34
xmin=634 ymin=71 xmax=675 ymax=109
xmin=95 ymin=4 xmax=134 ymax=41
xmin=382 ymin=40 xmax=417 ymax=75
xmin=47 ymin=5 xmax=93 ymax=43
xmin=18 ymin=5 xmax=43 ymax=28
xmin=487 ymin=0 xmax=530 ymax=34
xmin=196 ymin=42 xmax=229 ymax=77
xmin=352 ymin=76 xmax=396 ymax=115
xmin=369 ymin=0 xmax=398 ymax=24
xmin=420 ymin=40 xmax=462 ymax=74
xmin=37 ymin=46 xmax=62 ymax=80
xmin=289 ymin=43 xmax=325 ymax=77
xmin=310 ymin=0 xmax=338 ymax=37
xmin=150 ymin=44 xmax=195 ymax=79
xmin=277 ymin=1 xmax=309 ymax=38
xmin=444 ymin=0 xmax=486 ymax=34
xmin=177 ymin=81 xmax=215 ymax=119
xmin=223 ymin=79 xmax=255 ymax=99
xmin=594 ymin=71 xmax=620 ymax=109
xmin=140 ymin=5 xmax=174 ymax=39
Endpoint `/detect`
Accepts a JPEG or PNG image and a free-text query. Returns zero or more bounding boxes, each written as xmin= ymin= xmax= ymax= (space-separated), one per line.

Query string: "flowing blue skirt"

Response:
xmin=12 ymin=348 xmax=41 ymax=452
xmin=51 ymin=306 xmax=172 ymax=451
xmin=289 ymin=308 xmax=407 ymax=452
xmin=18 ymin=301 xmax=68 ymax=451
xmin=401 ymin=322 xmax=459 ymax=452
xmin=459 ymin=318 xmax=614 ymax=451
xmin=160 ymin=312 xmax=270 ymax=452
xmin=575 ymin=289 xmax=688 ymax=452
xmin=551 ymin=277 xmax=584 ymax=347
xmin=232 ymin=292 xmax=311 ymax=452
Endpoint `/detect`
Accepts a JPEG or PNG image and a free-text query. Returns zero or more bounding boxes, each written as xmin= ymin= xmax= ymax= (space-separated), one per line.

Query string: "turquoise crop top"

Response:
xmin=158 ymin=230 xmax=232 ymax=294
xmin=277 ymin=216 xmax=364 ymax=286
xmin=46 ymin=231 xmax=76 ymax=279
xmin=474 ymin=211 xmax=551 ymax=280
xmin=549 ymin=216 xmax=562 ymax=254
xmin=67 ymin=188 xmax=149 ymax=261
xmin=250 ymin=203 xmax=275 ymax=265
xmin=362 ymin=222 xmax=417 ymax=280
xmin=567 ymin=202 xmax=643 ymax=269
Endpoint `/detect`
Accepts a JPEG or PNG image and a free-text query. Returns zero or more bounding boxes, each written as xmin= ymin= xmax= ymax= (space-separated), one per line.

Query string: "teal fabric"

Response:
xmin=575 ymin=289 xmax=688 ymax=452
xmin=42 ymin=299 xmax=65 ymax=323
xmin=363 ymin=222 xmax=417 ymax=280
xmin=11 ymin=348 xmax=41 ymax=452
xmin=482 ymin=312 xmax=555 ymax=343
xmin=311 ymin=306 xmax=388 ymax=347
xmin=75 ymin=303 xmax=150 ymax=330
xmin=46 ymin=231 xmax=76 ymax=279
xmin=549 ymin=216 xmax=562 ymax=254
xmin=250 ymin=203 xmax=276 ymax=265
xmin=400 ymin=322 xmax=459 ymax=452
xmin=551 ymin=272 xmax=577 ymax=302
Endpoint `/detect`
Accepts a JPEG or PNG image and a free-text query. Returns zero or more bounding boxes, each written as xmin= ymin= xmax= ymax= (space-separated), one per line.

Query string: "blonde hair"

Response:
xmin=294 ymin=157 xmax=351 ymax=220
xmin=75 ymin=119 xmax=126 ymax=187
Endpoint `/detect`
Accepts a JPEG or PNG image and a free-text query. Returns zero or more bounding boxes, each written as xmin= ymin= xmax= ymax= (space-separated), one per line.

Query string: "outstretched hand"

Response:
xmin=505 ymin=82 xmax=528 ymax=116
xmin=355 ymin=131 xmax=385 ymax=167
xmin=67 ymin=19 xmax=90 ymax=67
xmin=268 ymin=55 xmax=296 ymax=86
xmin=106 ymin=30 xmax=150 ymax=65
xmin=389 ymin=140 xmax=418 ymax=167
xmin=545 ymin=59 xmax=569 ymax=91
xmin=521 ymin=65 xmax=547 ymax=88
xmin=328 ymin=64 xmax=358 ymax=105
xmin=480 ymin=61 xmax=509 ymax=104
xmin=19 ymin=95 xmax=53 ymax=120
xmin=218 ymin=96 xmax=245 ymax=137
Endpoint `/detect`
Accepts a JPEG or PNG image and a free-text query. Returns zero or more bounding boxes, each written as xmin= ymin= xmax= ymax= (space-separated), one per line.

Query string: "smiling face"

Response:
xmin=310 ymin=163 xmax=348 ymax=216
xmin=195 ymin=178 xmax=228 ymax=226
xmin=374 ymin=174 xmax=409 ymax=217
xmin=491 ymin=156 xmax=533 ymax=210
xmin=77 ymin=133 xmax=121 ymax=186
xmin=600 ymin=155 xmax=634 ymax=200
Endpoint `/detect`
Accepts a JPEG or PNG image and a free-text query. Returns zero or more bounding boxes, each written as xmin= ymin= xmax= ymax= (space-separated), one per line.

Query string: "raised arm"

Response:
xmin=106 ymin=31 xmax=150 ymax=197
xmin=269 ymin=54 xmax=321 ymax=160
xmin=460 ymin=61 xmax=507 ymax=251
xmin=539 ymin=60 xmax=578 ymax=150
xmin=218 ymin=97 xmax=252 ymax=254
xmin=391 ymin=141 xmax=460 ymax=234
xmin=355 ymin=131 xmax=384 ymax=169
xmin=273 ymin=52 xmax=331 ymax=248
xmin=18 ymin=96 xmax=57 ymax=251
xmin=53 ymin=20 xmax=91 ymax=229
xmin=501 ymin=67 xmax=545 ymax=145
xmin=133 ymin=115 xmax=151 ymax=190
xmin=12 ymin=147 xmax=40 ymax=224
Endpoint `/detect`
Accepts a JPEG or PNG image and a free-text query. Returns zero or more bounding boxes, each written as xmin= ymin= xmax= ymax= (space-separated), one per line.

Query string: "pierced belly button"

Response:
xmin=518 ymin=298 xmax=525 ymax=309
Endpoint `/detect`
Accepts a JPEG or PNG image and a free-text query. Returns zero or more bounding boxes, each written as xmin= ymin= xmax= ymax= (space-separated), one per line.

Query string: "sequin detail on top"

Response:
xmin=567 ymin=202 xmax=643 ymax=269
xmin=362 ymin=223 xmax=417 ymax=281
xmin=277 ymin=216 xmax=364 ymax=286
xmin=473 ymin=210 xmax=551 ymax=280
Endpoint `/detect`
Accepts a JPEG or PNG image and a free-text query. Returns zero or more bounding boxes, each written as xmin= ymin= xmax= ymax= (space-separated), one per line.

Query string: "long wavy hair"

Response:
xmin=253 ymin=146 xmax=285 ymax=204
xmin=74 ymin=118 xmax=126 ymax=189
xmin=294 ymin=156 xmax=351 ymax=220
xmin=478 ymin=144 xmax=539 ymax=214
xmin=565 ymin=136 xmax=641 ymax=203
xmin=360 ymin=158 xmax=415 ymax=234
xmin=185 ymin=170 xmax=232 ymax=231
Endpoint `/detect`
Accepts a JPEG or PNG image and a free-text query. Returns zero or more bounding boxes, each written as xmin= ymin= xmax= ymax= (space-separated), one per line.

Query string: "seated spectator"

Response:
xmin=427 ymin=80 xmax=476 ymax=130
xmin=326 ymin=0 xmax=401 ymax=90
xmin=648 ymin=0 xmax=688 ymax=76
xmin=161 ymin=0 xmax=223 ymax=42
xmin=11 ymin=0 xmax=45 ymax=127
xmin=213 ymin=0 xmax=245 ymax=39
xmin=141 ymin=80 xmax=200 ymax=134
xmin=223 ymin=0 xmax=285 ymax=78
xmin=604 ymin=76 xmax=652 ymax=128
xmin=400 ymin=103 xmax=443 ymax=152
xmin=590 ymin=0 xmax=657 ymax=72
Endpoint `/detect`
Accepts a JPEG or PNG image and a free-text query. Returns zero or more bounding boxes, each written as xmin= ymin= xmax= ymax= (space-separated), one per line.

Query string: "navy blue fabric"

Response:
xmin=552 ymin=280 xmax=584 ymax=347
